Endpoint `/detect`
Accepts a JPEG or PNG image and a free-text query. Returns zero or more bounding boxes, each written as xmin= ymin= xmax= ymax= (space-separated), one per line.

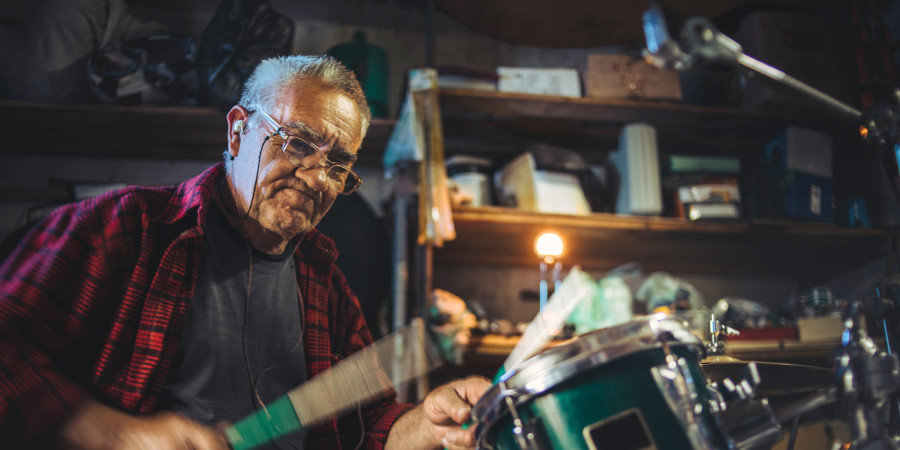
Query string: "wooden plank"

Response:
xmin=438 ymin=89 xmax=840 ymax=139
xmin=0 ymin=101 xmax=394 ymax=163
xmin=434 ymin=206 xmax=888 ymax=283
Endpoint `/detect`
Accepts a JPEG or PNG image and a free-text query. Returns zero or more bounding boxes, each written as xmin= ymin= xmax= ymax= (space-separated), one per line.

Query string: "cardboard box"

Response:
xmin=496 ymin=67 xmax=582 ymax=97
xmin=585 ymin=54 xmax=682 ymax=100
xmin=769 ymin=170 xmax=834 ymax=223
xmin=734 ymin=11 xmax=851 ymax=111
xmin=764 ymin=126 xmax=833 ymax=179
xmin=796 ymin=316 xmax=842 ymax=342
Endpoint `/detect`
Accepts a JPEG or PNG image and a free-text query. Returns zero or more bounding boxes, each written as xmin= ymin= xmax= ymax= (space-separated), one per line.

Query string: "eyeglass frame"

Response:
xmin=253 ymin=109 xmax=363 ymax=195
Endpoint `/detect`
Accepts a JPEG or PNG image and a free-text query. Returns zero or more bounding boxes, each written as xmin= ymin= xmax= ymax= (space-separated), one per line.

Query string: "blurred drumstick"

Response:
xmin=453 ymin=267 xmax=594 ymax=442
xmin=225 ymin=317 xmax=442 ymax=450
xmin=497 ymin=265 xmax=594 ymax=381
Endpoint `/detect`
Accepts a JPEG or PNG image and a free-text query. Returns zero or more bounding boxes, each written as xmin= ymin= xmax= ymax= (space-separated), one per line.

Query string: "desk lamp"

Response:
xmin=534 ymin=231 xmax=564 ymax=312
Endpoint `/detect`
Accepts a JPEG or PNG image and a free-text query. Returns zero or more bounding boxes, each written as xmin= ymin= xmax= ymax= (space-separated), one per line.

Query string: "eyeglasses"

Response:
xmin=255 ymin=109 xmax=362 ymax=195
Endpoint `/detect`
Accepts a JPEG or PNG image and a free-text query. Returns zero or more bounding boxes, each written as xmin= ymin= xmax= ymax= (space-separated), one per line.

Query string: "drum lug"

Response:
xmin=714 ymin=398 xmax=783 ymax=450
xmin=499 ymin=382 xmax=544 ymax=450
xmin=651 ymin=344 xmax=720 ymax=450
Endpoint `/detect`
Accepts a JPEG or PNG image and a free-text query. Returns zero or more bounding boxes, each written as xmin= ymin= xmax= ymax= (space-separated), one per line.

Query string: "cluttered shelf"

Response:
xmin=0 ymin=100 xmax=395 ymax=165
xmin=435 ymin=206 xmax=889 ymax=283
xmin=437 ymin=88 xmax=850 ymax=148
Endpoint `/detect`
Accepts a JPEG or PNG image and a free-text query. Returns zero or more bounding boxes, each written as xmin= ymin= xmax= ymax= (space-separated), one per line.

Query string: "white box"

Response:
xmin=494 ymin=152 xmax=591 ymax=215
xmin=496 ymin=67 xmax=582 ymax=98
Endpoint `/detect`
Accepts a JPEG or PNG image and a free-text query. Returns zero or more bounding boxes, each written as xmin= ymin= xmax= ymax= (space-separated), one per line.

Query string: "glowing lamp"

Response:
xmin=535 ymin=232 xmax=563 ymax=262
xmin=534 ymin=232 xmax=564 ymax=312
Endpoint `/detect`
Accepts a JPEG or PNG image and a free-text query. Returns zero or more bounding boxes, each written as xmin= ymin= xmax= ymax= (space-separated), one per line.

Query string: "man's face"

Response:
xmin=232 ymin=80 xmax=363 ymax=241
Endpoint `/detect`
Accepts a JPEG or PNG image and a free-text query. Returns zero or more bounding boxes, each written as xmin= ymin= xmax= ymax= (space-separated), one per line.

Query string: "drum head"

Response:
xmin=473 ymin=314 xmax=705 ymax=430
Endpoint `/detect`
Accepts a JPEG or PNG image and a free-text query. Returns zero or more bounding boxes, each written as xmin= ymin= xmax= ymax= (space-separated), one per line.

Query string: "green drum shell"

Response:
xmin=480 ymin=344 xmax=724 ymax=450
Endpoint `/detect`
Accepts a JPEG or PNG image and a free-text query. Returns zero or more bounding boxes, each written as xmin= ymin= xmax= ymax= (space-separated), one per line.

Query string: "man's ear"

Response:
xmin=226 ymin=105 xmax=251 ymax=159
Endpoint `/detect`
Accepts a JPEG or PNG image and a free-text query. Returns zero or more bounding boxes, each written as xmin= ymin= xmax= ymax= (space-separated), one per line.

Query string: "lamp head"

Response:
xmin=535 ymin=232 xmax=563 ymax=262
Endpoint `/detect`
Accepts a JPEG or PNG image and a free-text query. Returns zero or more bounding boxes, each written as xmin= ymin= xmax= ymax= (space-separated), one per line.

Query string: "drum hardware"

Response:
xmin=873 ymin=283 xmax=900 ymax=427
xmin=832 ymin=300 xmax=900 ymax=449
xmin=499 ymin=381 xmax=541 ymax=450
xmin=714 ymin=398 xmax=782 ymax=450
xmin=707 ymin=314 xmax=739 ymax=357
xmin=637 ymin=2 xmax=900 ymax=445
xmin=698 ymin=359 xmax=785 ymax=450
xmin=711 ymin=361 xmax=760 ymax=404
xmin=471 ymin=312 xmax=899 ymax=449
xmin=652 ymin=340 xmax=720 ymax=449
xmin=701 ymin=361 xmax=833 ymax=398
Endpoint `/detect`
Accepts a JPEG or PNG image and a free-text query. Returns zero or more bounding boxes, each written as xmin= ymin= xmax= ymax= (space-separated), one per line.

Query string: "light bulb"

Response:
xmin=535 ymin=232 xmax=563 ymax=260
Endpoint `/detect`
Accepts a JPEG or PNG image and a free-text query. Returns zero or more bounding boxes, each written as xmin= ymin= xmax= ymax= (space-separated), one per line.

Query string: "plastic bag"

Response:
xmin=89 ymin=34 xmax=197 ymax=105
xmin=197 ymin=0 xmax=294 ymax=112
xmin=636 ymin=271 xmax=705 ymax=313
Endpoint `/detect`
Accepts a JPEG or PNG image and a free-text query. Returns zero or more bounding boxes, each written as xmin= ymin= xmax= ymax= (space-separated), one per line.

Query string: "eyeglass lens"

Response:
xmin=282 ymin=137 xmax=360 ymax=194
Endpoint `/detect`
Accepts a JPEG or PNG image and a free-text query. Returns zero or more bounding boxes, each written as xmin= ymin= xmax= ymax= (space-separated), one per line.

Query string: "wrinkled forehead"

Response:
xmin=277 ymin=83 xmax=363 ymax=148
xmin=268 ymin=87 xmax=361 ymax=158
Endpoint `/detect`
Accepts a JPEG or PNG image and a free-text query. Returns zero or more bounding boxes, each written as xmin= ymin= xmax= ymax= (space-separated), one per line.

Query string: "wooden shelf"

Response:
xmin=435 ymin=206 xmax=888 ymax=283
xmin=438 ymin=88 xmax=856 ymax=153
xmin=0 ymin=101 xmax=394 ymax=165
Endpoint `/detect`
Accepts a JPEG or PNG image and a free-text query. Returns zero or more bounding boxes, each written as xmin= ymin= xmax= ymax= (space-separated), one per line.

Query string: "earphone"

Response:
xmin=232 ymin=120 xmax=245 ymax=134
xmin=230 ymin=120 xmax=245 ymax=161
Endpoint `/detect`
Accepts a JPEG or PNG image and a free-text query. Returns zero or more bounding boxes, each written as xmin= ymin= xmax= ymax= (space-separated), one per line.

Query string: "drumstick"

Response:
xmin=497 ymin=265 xmax=594 ymax=381
xmin=224 ymin=317 xmax=442 ymax=450
xmin=452 ymin=267 xmax=594 ymax=442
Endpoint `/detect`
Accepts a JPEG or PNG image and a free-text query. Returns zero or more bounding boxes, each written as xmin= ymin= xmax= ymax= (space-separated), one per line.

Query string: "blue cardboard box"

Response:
xmin=770 ymin=170 xmax=834 ymax=223
xmin=764 ymin=126 xmax=832 ymax=179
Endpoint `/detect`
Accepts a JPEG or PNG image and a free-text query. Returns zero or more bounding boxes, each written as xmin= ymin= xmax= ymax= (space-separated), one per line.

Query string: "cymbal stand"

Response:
xmin=833 ymin=300 xmax=900 ymax=449
xmin=707 ymin=314 xmax=739 ymax=357
xmin=641 ymin=1 xmax=900 ymax=148
xmin=872 ymin=284 xmax=900 ymax=429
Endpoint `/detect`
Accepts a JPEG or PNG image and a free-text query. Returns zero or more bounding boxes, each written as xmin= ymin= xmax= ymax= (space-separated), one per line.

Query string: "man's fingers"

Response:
xmin=427 ymin=376 xmax=492 ymax=424
xmin=426 ymin=385 xmax=471 ymax=424
xmin=441 ymin=426 xmax=477 ymax=449
xmin=460 ymin=375 xmax=491 ymax=406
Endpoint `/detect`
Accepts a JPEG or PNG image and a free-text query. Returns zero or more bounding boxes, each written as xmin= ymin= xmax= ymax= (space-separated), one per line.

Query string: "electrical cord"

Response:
xmin=221 ymin=134 xmax=267 ymax=221
xmin=241 ymin=237 xmax=307 ymax=449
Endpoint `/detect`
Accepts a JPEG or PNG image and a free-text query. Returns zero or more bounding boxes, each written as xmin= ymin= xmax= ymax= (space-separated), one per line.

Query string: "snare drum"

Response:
xmin=472 ymin=315 xmax=726 ymax=450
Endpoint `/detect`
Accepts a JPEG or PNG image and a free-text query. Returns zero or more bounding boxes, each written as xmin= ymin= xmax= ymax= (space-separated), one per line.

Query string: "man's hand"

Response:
xmin=56 ymin=400 xmax=228 ymax=450
xmin=386 ymin=375 xmax=491 ymax=450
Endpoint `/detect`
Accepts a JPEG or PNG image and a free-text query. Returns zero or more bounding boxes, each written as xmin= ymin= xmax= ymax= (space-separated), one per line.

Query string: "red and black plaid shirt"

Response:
xmin=0 ymin=163 xmax=412 ymax=448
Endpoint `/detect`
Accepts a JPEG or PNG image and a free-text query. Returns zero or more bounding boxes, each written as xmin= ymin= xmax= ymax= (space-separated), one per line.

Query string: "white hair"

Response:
xmin=243 ymin=55 xmax=370 ymax=131
xmin=224 ymin=55 xmax=371 ymax=164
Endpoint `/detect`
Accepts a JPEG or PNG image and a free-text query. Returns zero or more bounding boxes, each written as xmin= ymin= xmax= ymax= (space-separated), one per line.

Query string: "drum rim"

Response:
xmin=473 ymin=314 xmax=705 ymax=436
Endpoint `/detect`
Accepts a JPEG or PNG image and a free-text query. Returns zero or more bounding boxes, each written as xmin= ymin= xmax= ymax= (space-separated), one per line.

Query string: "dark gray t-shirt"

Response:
xmin=158 ymin=203 xmax=308 ymax=448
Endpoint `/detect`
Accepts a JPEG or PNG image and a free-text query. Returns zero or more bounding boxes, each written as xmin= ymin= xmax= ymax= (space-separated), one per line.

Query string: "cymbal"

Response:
xmin=434 ymin=0 xmax=750 ymax=48
xmin=701 ymin=359 xmax=833 ymax=396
